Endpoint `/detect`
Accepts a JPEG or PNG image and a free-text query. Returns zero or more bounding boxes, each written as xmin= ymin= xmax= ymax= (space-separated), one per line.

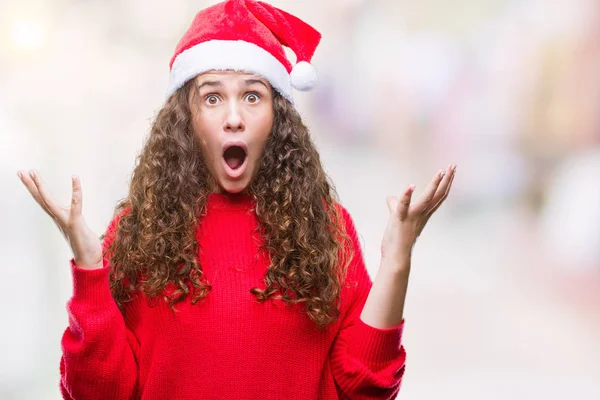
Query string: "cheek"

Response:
xmin=193 ymin=120 xmax=218 ymax=152
xmin=249 ymin=125 xmax=272 ymax=161
xmin=257 ymin=111 xmax=274 ymax=144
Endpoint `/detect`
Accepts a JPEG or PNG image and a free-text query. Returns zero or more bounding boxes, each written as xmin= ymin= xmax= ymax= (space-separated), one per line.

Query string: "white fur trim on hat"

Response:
xmin=166 ymin=39 xmax=295 ymax=104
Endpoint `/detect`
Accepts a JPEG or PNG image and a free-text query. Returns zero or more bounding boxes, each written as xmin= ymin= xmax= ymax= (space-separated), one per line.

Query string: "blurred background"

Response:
xmin=2 ymin=0 xmax=599 ymax=398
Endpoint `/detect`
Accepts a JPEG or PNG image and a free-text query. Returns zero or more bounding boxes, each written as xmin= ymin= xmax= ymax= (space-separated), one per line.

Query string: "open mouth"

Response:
xmin=222 ymin=145 xmax=247 ymax=170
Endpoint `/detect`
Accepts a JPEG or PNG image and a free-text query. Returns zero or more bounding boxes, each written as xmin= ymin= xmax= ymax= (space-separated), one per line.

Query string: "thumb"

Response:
xmin=397 ymin=185 xmax=415 ymax=220
xmin=386 ymin=196 xmax=398 ymax=215
xmin=389 ymin=185 xmax=415 ymax=220
xmin=70 ymin=175 xmax=83 ymax=218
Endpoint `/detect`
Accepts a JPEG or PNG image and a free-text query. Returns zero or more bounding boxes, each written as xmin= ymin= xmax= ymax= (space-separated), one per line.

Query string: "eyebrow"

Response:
xmin=243 ymin=79 xmax=269 ymax=89
xmin=196 ymin=78 xmax=269 ymax=91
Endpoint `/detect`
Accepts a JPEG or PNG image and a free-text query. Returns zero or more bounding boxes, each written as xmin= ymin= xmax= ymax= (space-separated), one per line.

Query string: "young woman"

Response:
xmin=17 ymin=1 xmax=456 ymax=399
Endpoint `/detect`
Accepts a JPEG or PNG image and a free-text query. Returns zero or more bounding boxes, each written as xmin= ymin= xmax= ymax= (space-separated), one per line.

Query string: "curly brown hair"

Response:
xmin=102 ymin=79 xmax=355 ymax=330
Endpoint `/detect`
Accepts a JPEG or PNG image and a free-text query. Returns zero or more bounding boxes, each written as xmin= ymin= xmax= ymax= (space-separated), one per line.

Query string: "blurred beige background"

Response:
xmin=2 ymin=0 xmax=599 ymax=399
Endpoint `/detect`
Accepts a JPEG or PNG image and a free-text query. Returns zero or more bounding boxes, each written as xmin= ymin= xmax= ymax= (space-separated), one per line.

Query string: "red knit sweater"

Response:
xmin=59 ymin=193 xmax=406 ymax=399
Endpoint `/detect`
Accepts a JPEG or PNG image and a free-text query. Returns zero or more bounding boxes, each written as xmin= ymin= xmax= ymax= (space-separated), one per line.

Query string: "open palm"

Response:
xmin=17 ymin=169 xmax=104 ymax=270
xmin=381 ymin=164 xmax=456 ymax=262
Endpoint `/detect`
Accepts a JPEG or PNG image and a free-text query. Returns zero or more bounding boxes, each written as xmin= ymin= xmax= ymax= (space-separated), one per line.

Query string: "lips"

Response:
xmin=221 ymin=141 xmax=248 ymax=179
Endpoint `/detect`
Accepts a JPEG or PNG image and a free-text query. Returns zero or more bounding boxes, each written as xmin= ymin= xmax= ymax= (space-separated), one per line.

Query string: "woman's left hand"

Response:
xmin=381 ymin=163 xmax=457 ymax=265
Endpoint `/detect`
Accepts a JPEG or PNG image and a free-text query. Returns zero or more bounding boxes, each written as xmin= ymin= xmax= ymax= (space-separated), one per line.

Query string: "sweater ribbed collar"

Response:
xmin=206 ymin=192 xmax=256 ymax=212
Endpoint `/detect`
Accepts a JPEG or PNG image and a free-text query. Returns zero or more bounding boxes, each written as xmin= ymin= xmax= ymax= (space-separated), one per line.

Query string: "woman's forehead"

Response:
xmin=196 ymin=70 xmax=268 ymax=83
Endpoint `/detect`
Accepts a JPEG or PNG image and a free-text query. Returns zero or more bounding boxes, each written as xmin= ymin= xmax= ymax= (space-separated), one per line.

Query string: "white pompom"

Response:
xmin=290 ymin=61 xmax=318 ymax=91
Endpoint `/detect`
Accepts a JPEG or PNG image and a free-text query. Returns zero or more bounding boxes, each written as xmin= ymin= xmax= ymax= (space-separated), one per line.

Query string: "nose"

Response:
xmin=224 ymin=102 xmax=245 ymax=133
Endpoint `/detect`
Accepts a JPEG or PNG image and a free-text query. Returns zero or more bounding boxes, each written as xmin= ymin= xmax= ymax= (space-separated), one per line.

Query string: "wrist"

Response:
xmin=380 ymin=254 xmax=411 ymax=275
xmin=74 ymin=257 xmax=104 ymax=270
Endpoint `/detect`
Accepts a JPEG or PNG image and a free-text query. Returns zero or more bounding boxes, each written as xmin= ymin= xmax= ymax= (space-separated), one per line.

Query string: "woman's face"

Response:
xmin=188 ymin=70 xmax=274 ymax=194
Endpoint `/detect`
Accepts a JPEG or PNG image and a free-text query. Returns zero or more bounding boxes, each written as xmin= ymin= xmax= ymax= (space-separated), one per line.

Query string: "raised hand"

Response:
xmin=381 ymin=163 xmax=456 ymax=266
xmin=17 ymin=169 xmax=104 ymax=270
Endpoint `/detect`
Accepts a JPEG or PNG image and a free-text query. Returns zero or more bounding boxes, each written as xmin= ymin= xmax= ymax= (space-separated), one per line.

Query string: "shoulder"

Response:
xmin=332 ymin=201 xmax=366 ymax=270
xmin=333 ymin=202 xmax=360 ymax=243
xmin=332 ymin=202 xmax=372 ymax=295
xmin=101 ymin=206 xmax=132 ymax=253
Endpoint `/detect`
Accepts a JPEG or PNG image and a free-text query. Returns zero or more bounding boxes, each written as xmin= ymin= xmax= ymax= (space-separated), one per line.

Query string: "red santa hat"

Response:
xmin=166 ymin=0 xmax=322 ymax=105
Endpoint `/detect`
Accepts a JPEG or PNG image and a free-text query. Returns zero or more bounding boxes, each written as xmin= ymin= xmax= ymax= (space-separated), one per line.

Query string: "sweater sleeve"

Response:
xmin=59 ymin=210 xmax=139 ymax=400
xmin=329 ymin=205 xmax=407 ymax=400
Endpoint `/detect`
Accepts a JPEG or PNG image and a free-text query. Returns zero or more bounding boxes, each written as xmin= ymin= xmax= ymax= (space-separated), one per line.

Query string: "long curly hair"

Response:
xmin=102 ymin=79 xmax=355 ymax=330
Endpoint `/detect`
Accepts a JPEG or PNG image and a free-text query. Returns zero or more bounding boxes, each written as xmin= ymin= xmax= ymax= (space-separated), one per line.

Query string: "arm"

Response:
xmin=360 ymin=259 xmax=409 ymax=330
xmin=331 ymin=163 xmax=456 ymax=399
xmin=329 ymin=205 xmax=406 ymax=400
xmin=59 ymin=211 xmax=140 ymax=400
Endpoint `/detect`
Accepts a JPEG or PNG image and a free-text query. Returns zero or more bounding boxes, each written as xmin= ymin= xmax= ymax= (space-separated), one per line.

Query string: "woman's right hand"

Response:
xmin=17 ymin=169 xmax=104 ymax=270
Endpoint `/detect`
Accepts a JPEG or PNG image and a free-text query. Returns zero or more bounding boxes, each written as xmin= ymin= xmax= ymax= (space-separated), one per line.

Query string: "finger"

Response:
xmin=29 ymin=169 xmax=66 ymax=224
xmin=428 ymin=166 xmax=456 ymax=215
xmin=426 ymin=164 xmax=454 ymax=213
xmin=70 ymin=175 xmax=83 ymax=219
xmin=18 ymin=170 xmax=54 ymax=217
xmin=397 ymin=185 xmax=415 ymax=221
xmin=413 ymin=169 xmax=445 ymax=213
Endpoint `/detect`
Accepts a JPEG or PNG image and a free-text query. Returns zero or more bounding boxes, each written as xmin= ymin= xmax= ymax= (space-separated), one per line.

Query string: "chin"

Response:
xmin=218 ymin=180 xmax=250 ymax=194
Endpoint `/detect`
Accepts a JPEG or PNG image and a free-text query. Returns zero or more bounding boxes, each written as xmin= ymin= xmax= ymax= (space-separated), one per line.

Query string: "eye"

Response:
xmin=245 ymin=92 xmax=261 ymax=104
xmin=205 ymin=94 xmax=220 ymax=105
